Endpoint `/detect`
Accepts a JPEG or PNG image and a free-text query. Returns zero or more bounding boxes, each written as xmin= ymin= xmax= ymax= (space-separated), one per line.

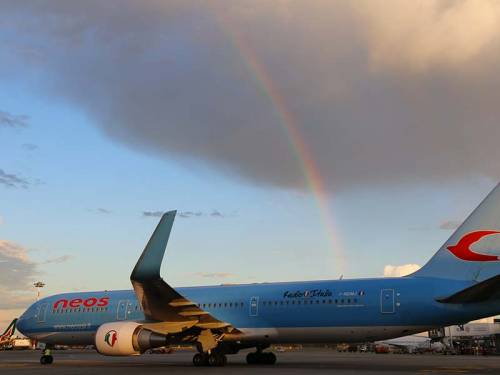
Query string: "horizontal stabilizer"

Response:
xmin=436 ymin=275 xmax=500 ymax=304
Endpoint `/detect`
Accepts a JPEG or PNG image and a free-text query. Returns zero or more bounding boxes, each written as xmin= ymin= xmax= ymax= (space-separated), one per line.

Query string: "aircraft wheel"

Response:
xmin=264 ymin=352 xmax=276 ymax=364
xmin=208 ymin=353 xmax=226 ymax=367
xmin=192 ymin=353 xmax=208 ymax=367
xmin=40 ymin=355 xmax=53 ymax=365
xmin=219 ymin=354 xmax=227 ymax=367
xmin=246 ymin=352 xmax=257 ymax=364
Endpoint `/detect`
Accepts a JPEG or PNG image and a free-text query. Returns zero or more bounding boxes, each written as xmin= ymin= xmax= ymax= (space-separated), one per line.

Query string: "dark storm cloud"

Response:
xmin=0 ymin=169 xmax=29 ymax=189
xmin=1 ymin=1 xmax=500 ymax=192
xmin=0 ymin=110 xmax=28 ymax=128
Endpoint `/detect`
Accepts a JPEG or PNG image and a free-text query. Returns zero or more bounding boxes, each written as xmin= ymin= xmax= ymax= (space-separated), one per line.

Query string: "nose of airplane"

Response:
xmin=16 ymin=306 xmax=34 ymax=336
xmin=16 ymin=312 xmax=28 ymax=335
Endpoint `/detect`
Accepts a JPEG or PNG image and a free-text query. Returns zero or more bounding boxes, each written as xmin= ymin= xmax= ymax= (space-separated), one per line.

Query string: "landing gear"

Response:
xmin=40 ymin=347 xmax=54 ymax=365
xmin=192 ymin=352 xmax=227 ymax=367
xmin=193 ymin=353 xmax=207 ymax=366
xmin=246 ymin=351 xmax=276 ymax=365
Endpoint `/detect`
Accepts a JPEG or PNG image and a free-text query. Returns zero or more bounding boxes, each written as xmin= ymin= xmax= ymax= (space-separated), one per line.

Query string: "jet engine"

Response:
xmin=95 ymin=321 xmax=168 ymax=356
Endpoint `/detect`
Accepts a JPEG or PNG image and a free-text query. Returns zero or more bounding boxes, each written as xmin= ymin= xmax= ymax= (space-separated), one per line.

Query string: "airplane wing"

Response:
xmin=130 ymin=211 xmax=239 ymax=339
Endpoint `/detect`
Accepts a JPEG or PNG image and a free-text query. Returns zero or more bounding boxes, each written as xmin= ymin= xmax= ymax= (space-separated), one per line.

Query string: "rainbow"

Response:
xmin=212 ymin=10 xmax=346 ymax=275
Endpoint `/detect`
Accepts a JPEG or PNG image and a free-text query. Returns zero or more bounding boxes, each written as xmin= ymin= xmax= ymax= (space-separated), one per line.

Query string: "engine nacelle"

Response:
xmin=95 ymin=321 xmax=167 ymax=356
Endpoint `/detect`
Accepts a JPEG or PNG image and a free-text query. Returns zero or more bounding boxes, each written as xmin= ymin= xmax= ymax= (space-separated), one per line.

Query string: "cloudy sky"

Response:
xmin=1 ymin=0 xmax=500 ymax=328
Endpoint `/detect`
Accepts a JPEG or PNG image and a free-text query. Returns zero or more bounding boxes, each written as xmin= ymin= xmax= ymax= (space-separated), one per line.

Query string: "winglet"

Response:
xmin=131 ymin=210 xmax=176 ymax=281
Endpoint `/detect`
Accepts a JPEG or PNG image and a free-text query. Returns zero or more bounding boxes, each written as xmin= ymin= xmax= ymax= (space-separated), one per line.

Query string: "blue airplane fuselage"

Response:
xmin=17 ymin=276 xmax=499 ymax=345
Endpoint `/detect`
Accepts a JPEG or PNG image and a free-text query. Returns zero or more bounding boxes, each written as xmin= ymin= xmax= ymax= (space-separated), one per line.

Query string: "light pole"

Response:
xmin=33 ymin=281 xmax=45 ymax=301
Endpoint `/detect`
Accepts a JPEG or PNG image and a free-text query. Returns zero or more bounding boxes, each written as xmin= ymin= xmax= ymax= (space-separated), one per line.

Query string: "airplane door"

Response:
xmin=37 ymin=303 xmax=48 ymax=323
xmin=117 ymin=300 xmax=129 ymax=320
xmin=380 ymin=289 xmax=395 ymax=314
xmin=249 ymin=296 xmax=259 ymax=317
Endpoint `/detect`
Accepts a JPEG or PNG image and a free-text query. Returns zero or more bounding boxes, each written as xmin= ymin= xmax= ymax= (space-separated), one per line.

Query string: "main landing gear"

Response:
xmin=246 ymin=351 xmax=277 ymax=365
xmin=192 ymin=352 xmax=227 ymax=367
xmin=40 ymin=347 xmax=54 ymax=365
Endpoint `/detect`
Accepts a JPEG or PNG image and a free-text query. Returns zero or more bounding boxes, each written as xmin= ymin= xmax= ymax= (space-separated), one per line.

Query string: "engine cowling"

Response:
xmin=95 ymin=321 xmax=168 ymax=356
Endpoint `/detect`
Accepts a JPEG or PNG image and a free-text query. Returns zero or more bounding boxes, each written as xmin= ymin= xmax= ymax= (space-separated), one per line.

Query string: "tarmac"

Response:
xmin=1 ymin=349 xmax=499 ymax=374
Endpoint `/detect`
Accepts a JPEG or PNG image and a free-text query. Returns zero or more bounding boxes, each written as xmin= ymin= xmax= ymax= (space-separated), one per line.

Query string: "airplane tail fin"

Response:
xmin=412 ymin=183 xmax=500 ymax=281
xmin=0 ymin=318 xmax=17 ymax=341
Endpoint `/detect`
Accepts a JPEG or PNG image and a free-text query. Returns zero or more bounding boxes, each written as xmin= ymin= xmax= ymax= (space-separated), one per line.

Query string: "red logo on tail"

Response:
xmin=446 ymin=230 xmax=500 ymax=261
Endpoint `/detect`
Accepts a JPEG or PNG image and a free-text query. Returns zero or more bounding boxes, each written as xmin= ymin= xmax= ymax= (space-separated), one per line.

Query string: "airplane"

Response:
xmin=375 ymin=334 xmax=444 ymax=354
xmin=16 ymin=183 xmax=500 ymax=366
xmin=0 ymin=319 xmax=17 ymax=347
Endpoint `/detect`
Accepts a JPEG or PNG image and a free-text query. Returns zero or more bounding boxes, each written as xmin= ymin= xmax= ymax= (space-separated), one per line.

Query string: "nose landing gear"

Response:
xmin=40 ymin=347 xmax=54 ymax=365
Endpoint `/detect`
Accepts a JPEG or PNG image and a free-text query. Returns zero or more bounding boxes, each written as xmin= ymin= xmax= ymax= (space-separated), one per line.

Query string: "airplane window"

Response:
xmin=286 ymin=300 xmax=289 ymax=305
xmin=280 ymin=301 xmax=284 ymax=305
xmin=229 ymin=303 xmax=232 ymax=307
xmin=328 ymin=300 xmax=332 ymax=304
xmin=316 ymin=300 xmax=320 ymax=304
xmin=224 ymin=303 xmax=227 ymax=307
xmin=341 ymin=299 xmax=344 ymax=304
xmin=335 ymin=299 xmax=338 ymax=304
xmin=274 ymin=301 xmax=278 ymax=306
xmin=322 ymin=300 xmax=326 ymax=304
xmin=347 ymin=299 xmax=351 ymax=303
